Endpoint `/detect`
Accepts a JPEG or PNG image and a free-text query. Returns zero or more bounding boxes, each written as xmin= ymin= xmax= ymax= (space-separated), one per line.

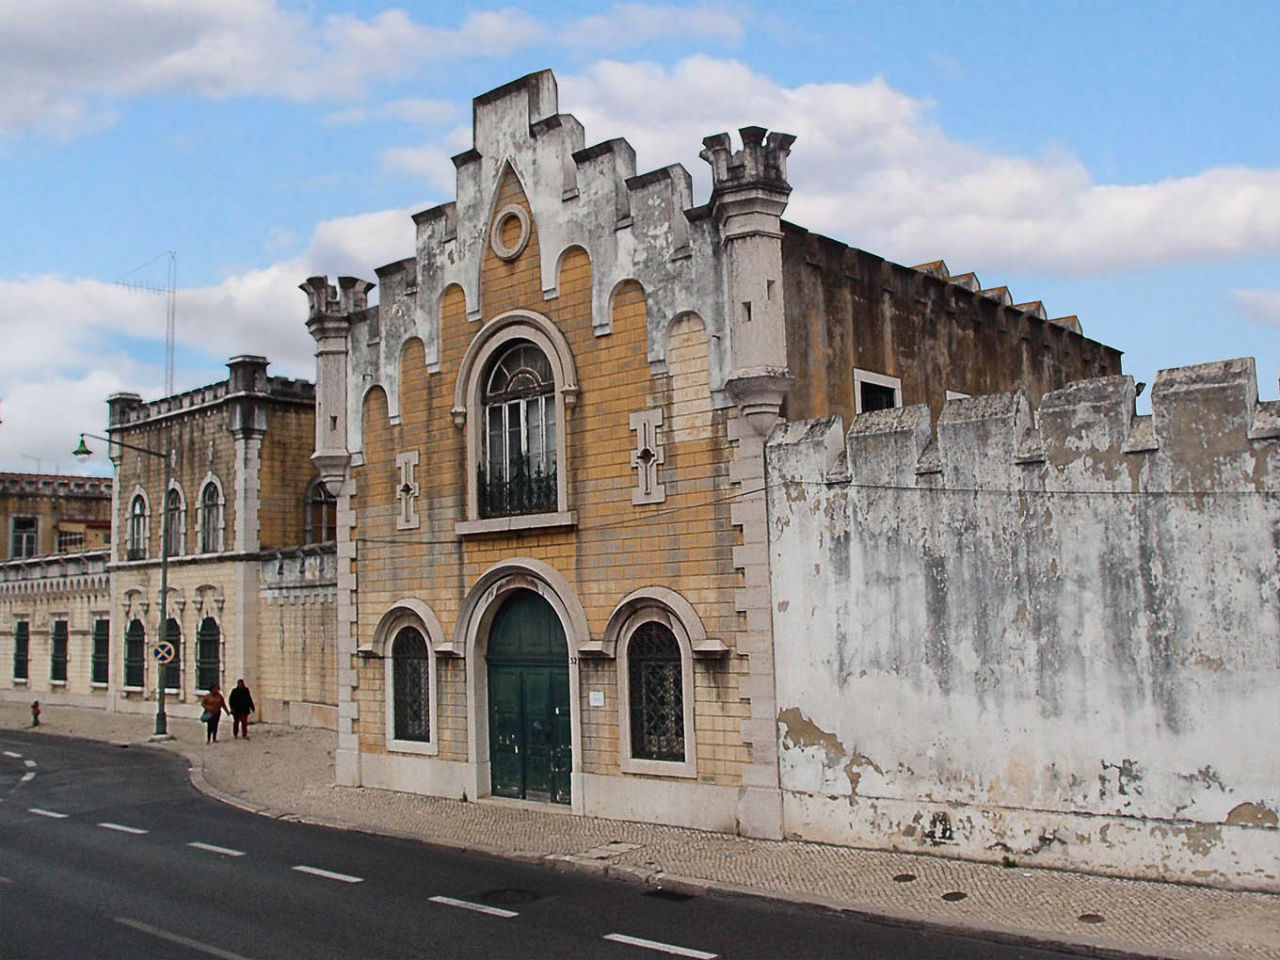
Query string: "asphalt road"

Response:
xmin=0 ymin=731 xmax=1082 ymax=959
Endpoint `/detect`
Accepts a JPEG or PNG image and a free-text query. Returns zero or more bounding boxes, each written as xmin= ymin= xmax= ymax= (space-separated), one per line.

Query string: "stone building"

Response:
xmin=104 ymin=356 xmax=337 ymax=725
xmin=304 ymin=70 xmax=1116 ymax=835
xmin=1 ymin=472 xmax=112 ymax=559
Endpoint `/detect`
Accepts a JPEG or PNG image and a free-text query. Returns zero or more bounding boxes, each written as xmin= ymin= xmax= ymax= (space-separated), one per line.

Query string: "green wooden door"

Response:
xmin=487 ymin=590 xmax=571 ymax=804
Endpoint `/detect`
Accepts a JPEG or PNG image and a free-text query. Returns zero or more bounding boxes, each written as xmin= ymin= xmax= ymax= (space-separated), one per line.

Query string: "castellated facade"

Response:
xmin=306 ymin=70 xmax=1132 ymax=844
xmin=0 ymin=357 xmax=338 ymax=727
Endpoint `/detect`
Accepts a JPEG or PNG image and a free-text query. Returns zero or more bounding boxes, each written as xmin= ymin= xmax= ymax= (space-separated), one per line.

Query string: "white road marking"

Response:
xmin=22 ymin=759 xmax=36 ymax=768
xmin=0 ymin=876 xmax=11 ymax=884
xmin=428 ymin=895 xmax=518 ymax=918
xmin=20 ymin=772 xmax=35 ymax=783
xmin=291 ymin=864 xmax=363 ymax=883
xmin=188 ymin=841 xmax=245 ymax=857
xmin=28 ymin=808 xmax=68 ymax=819
xmin=98 ymin=821 xmax=148 ymax=835
xmin=604 ymin=933 xmax=718 ymax=959
xmin=116 ymin=917 xmax=251 ymax=960
xmin=3 ymin=751 xmax=21 ymax=759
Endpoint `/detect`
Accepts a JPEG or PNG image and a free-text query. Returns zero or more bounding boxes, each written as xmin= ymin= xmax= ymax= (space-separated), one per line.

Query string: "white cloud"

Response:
xmin=557 ymin=57 xmax=1280 ymax=275
xmin=0 ymin=2 xmax=539 ymax=136
xmin=327 ymin=98 xmax=456 ymax=128
xmin=563 ymin=4 xmax=743 ymax=50
xmin=1235 ymin=289 xmax=1280 ymax=328
xmin=0 ymin=207 xmax=419 ymax=472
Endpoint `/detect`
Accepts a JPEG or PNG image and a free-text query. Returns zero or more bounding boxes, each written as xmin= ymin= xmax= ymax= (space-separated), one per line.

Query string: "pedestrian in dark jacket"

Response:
xmin=229 ymin=678 xmax=255 ymax=740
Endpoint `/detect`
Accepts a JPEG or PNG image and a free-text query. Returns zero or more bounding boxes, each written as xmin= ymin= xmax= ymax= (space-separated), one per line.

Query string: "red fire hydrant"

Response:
xmin=30 ymin=700 xmax=40 ymax=727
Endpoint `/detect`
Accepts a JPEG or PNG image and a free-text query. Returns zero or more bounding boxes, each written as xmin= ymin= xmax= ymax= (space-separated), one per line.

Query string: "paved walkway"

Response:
xmin=3 ymin=704 xmax=1277 ymax=960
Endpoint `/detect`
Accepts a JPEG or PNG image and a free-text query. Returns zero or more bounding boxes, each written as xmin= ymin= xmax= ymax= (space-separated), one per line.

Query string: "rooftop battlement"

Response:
xmin=107 ymin=357 xmax=314 ymax=429
xmin=0 ymin=473 xmax=111 ymax=498
xmin=770 ymin=357 xmax=1280 ymax=494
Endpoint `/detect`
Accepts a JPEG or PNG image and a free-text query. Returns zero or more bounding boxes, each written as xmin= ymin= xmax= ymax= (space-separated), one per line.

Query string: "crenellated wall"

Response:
xmin=766 ymin=357 xmax=1280 ymax=890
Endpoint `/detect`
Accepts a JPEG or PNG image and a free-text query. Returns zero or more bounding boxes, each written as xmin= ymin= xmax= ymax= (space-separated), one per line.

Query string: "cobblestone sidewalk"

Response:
xmin=4 ymin=704 xmax=1277 ymax=960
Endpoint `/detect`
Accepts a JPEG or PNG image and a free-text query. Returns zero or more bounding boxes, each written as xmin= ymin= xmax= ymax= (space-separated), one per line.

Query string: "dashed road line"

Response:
xmin=291 ymin=864 xmax=363 ymax=883
xmin=98 ymin=821 xmax=148 ymax=835
xmin=20 ymin=771 xmax=35 ymax=783
xmin=22 ymin=759 xmax=36 ymax=768
xmin=603 ymin=933 xmax=718 ymax=959
xmin=428 ymin=895 xmax=518 ymax=918
xmin=116 ymin=917 xmax=251 ymax=960
xmin=188 ymin=841 xmax=245 ymax=857
xmin=3 ymin=751 xmax=21 ymax=759
xmin=28 ymin=808 xmax=67 ymax=819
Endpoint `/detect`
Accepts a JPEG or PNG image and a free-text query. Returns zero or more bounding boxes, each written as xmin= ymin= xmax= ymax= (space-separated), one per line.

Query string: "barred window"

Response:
xmin=196 ymin=617 xmax=220 ymax=691
xmin=124 ymin=619 xmax=145 ymax=689
xmin=50 ymin=620 xmax=68 ymax=683
xmin=91 ymin=619 xmax=110 ymax=685
xmin=13 ymin=621 xmax=29 ymax=680
xmin=392 ymin=627 xmax=430 ymax=742
xmin=627 ymin=622 xmax=685 ymax=762
xmin=161 ymin=618 xmax=181 ymax=692
xmin=11 ymin=517 xmax=37 ymax=558
xmin=128 ymin=496 xmax=147 ymax=561
xmin=479 ymin=342 xmax=557 ymax=518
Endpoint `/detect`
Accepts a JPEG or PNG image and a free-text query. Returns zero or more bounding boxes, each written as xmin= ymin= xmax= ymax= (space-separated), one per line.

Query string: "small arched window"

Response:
xmin=164 ymin=488 xmax=183 ymax=556
xmin=200 ymin=482 xmax=221 ymax=553
xmin=391 ymin=627 xmax=430 ymax=742
xmin=128 ymin=496 xmax=147 ymax=560
xmin=627 ymin=622 xmax=685 ymax=763
xmin=480 ymin=341 xmax=556 ymax=518
xmin=305 ymin=480 xmax=337 ymax=543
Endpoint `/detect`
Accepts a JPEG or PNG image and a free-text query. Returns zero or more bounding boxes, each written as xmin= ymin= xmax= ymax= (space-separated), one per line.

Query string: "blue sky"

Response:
xmin=1 ymin=0 xmax=1276 ymax=473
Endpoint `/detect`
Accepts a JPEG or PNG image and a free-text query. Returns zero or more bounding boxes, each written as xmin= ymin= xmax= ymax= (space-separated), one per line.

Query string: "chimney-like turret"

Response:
xmin=302 ymin=275 xmax=372 ymax=493
xmin=701 ymin=127 xmax=796 ymax=435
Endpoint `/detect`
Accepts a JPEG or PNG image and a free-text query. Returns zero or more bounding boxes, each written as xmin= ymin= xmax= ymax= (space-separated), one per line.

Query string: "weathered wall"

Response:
xmin=781 ymin=231 xmax=1122 ymax=424
xmin=1 ymin=474 xmax=112 ymax=559
xmin=0 ymin=550 xmax=110 ymax=705
xmin=767 ymin=358 xmax=1280 ymax=890
xmin=257 ymin=545 xmax=337 ymax=727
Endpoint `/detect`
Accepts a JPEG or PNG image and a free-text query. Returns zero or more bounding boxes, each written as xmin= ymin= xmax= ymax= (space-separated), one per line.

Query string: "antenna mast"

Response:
xmin=116 ymin=250 xmax=177 ymax=394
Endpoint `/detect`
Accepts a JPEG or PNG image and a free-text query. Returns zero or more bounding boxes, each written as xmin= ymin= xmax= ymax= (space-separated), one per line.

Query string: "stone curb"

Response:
xmin=169 ymin=743 xmax=1198 ymax=960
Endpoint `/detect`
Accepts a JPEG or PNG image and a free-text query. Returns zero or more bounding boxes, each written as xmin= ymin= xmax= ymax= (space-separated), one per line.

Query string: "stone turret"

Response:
xmin=701 ymin=127 xmax=796 ymax=434
xmin=302 ymin=275 xmax=374 ymax=492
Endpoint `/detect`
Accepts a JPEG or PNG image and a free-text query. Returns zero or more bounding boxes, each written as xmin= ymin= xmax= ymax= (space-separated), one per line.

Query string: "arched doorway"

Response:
xmin=487 ymin=589 xmax=571 ymax=804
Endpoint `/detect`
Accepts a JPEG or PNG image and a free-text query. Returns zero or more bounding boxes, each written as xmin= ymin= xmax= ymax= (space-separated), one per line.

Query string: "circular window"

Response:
xmin=490 ymin=204 xmax=531 ymax=261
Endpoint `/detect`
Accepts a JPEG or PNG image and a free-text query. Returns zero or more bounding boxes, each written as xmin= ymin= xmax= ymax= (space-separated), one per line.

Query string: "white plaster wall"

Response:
xmin=766 ymin=362 xmax=1280 ymax=891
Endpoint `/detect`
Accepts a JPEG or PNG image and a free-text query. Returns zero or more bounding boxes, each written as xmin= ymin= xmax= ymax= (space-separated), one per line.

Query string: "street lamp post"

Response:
xmin=74 ymin=431 xmax=172 ymax=737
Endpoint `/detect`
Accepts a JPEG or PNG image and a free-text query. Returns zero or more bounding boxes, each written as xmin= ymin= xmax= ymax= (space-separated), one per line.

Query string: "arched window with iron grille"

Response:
xmin=627 ymin=622 xmax=685 ymax=762
xmin=392 ymin=627 xmax=430 ymax=742
xmin=479 ymin=341 xmax=556 ymax=518
xmin=305 ymin=480 xmax=337 ymax=543
xmin=161 ymin=617 xmax=181 ymax=692
xmin=200 ymin=481 xmax=221 ymax=553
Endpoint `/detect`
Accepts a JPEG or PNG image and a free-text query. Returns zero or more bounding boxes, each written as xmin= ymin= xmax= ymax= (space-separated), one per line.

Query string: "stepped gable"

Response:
xmin=769 ymin=358 xmax=1279 ymax=496
xmin=348 ymin=69 xmax=730 ymax=438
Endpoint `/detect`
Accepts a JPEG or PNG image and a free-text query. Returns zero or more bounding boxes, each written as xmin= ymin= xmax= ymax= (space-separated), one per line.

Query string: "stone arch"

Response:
xmin=372 ymin=598 xmax=446 ymax=756
xmin=550 ymin=245 xmax=591 ymax=301
xmin=456 ymin=557 xmax=589 ymax=810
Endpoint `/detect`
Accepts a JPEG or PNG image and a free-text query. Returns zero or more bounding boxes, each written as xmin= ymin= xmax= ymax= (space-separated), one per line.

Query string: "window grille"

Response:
xmin=196 ymin=617 xmax=220 ymax=691
xmin=50 ymin=620 xmax=68 ymax=682
xmin=480 ymin=342 xmax=557 ymax=518
xmin=392 ymin=627 xmax=430 ymax=742
xmin=57 ymin=530 xmax=85 ymax=553
xmin=12 ymin=622 xmax=29 ymax=680
xmin=91 ymin=619 xmax=110 ymax=684
xmin=124 ymin=620 xmax=145 ymax=688
xmin=628 ymin=622 xmax=685 ymax=762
